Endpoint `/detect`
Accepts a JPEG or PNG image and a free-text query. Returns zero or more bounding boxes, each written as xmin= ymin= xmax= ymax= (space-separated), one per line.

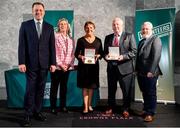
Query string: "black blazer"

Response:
xmin=104 ymin=32 xmax=137 ymax=75
xmin=136 ymin=35 xmax=162 ymax=76
xmin=18 ymin=19 xmax=56 ymax=70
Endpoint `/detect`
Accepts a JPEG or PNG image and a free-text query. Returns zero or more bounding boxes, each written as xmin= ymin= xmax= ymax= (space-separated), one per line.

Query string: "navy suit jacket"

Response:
xmin=18 ymin=19 xmax=56 ymax=70
xmin=136 ymin=35 xmax=162 ymax=76
xmin=104 ymin=32 xmax=137 ymax=75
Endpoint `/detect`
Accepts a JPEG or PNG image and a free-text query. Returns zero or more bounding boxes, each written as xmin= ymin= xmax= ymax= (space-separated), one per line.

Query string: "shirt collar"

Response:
xmin=114 ymin=32 xmax=122 ymax=37
xmin=34 ymin=18 xmax=43 ymax=24
xmin=144 ymin=35 xmax=153 ymax=41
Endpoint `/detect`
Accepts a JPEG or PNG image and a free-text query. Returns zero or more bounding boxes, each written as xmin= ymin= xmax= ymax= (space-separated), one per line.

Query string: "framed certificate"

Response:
xmin=108 ymin=47 xmax=119 ymax=60
xmin=84 ymin=48 xmax=95 ymax=64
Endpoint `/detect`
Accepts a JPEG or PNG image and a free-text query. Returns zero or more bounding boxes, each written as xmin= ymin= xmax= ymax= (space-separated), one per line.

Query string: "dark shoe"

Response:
xmin=82 ymin=110 xmax=88 ymax=115
xmin=61 ymin=107 xmax=68 ymax=113
xmin=23 ymin=116 xmax=31 ymax=127
xmin=51 ymin=109 xmax=58 ymax=115
xmin=33 ymin=112 xmax=47 ymax=121
xmin=144 ymin=115 xmax=154 ymax=122
xmin=122 ymin=111 xmax=129 ymax=118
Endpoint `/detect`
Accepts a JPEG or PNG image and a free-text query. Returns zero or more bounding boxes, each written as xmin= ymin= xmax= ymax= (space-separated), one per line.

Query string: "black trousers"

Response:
xmin=24 ymin=68 xmax=48 ymax=116
xmin=50 ymin=70 xmax=70 ymax=109
xmin=107 ymin=65 xmax=134 ymax=111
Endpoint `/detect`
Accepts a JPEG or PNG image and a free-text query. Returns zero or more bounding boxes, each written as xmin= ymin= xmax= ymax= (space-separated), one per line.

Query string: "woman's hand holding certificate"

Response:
xmin=84 ymin=48 xmax=96 ymax=64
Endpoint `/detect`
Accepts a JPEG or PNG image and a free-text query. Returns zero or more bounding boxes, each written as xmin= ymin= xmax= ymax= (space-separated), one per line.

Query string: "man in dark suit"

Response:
xmin=18 ymin=2 xmax=56 ymax=126
xmin=136 ymin=22 xmax=162 ymax=122
xmin=104 ymin=17 xmax=137 ymax=117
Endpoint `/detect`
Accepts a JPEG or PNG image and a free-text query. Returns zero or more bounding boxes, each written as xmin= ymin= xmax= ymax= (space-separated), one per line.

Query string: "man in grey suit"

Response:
xmin=18 ymin=2 xmax=56 ymax=126
xmin=104 ymin=17 xmax=137 ymax=117
xmin=136 ymin=22 xmax=162 ymax=122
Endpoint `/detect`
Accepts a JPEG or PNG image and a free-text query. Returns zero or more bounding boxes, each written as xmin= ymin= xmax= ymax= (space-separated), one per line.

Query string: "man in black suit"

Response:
xmin=136 ymin=22 xmax=162 ymax=122
xmin=104 ymin=17 xmax=137 ymax=117
xmin=18 ymin=2 xmax=56 ymax=126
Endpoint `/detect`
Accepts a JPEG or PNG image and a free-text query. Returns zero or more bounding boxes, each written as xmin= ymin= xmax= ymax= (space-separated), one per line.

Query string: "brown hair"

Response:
xmin=32 ymin=2 xmax=44 ymax=9
xmin=84 ymin=21 xmax=95 ymax=29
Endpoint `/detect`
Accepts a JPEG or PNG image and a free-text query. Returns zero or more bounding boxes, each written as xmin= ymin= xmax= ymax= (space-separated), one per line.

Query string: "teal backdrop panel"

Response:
xmin=5 ymin=69 xmax=99 ymax=108
xmin=135 ymin=8 xmax=175 ymax=102
xmin=44 ymin=10 xmax=74 ymax=37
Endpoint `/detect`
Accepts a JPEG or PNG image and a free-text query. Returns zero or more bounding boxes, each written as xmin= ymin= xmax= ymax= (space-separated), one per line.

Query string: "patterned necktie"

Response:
xmin=113 ymin=34 xmax=119 ymax=46
xmin=37 ymin=22 xmax=41 ymax=38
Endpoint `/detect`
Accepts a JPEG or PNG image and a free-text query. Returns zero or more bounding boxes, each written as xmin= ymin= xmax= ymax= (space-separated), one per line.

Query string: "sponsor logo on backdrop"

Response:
xmin=138 ymin=22 xmax=172 ymax=41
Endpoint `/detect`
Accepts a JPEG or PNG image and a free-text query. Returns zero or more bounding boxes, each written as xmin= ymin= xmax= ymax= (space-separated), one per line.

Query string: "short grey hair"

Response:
xmin=112 ymin=17 xmax=124 ymax=26
xmin=142 ymin=21 xmax=153 ymax=29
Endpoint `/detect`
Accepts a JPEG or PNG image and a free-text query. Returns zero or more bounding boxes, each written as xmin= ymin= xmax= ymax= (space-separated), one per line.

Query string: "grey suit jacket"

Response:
xmin=136 ymin=35 xmax=163 ymax=76
xmin=104 ymin=32 xmax=137 ymax=75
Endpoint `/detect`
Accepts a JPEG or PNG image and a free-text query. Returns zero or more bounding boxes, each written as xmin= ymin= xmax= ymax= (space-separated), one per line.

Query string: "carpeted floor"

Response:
xmin=0 ymin=100 xmax=180 ymax=127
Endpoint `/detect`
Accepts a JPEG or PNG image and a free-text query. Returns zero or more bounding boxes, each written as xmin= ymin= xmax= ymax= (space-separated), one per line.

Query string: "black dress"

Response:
xmin=75 ymin=36 xmax=103 ymax=89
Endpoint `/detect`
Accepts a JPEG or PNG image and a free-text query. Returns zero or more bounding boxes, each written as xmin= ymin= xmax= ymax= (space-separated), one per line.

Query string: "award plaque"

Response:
xmin=84 ymin=48 xmax=95 ymax=64
xmin=108 ymin=47 xmax=120 ymax=60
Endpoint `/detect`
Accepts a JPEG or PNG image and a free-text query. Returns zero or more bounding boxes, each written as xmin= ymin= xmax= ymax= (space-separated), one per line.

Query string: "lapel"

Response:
xmin=119 ymin=32 xmax=126 ymax=46
xmin=139 ymin=36 xmax=155 ymax=54
xmin=31 ymin=20 xmax=39 ymax=39
xmin=41 ymin=21 xmax=46 ymax=39
xmin=138 ymin=39 xmax=145 ymax=50
xmin=138 ymin=39 xmax=145 ymax=55
xmin=109 ymin=34 xmax=114 ymax=46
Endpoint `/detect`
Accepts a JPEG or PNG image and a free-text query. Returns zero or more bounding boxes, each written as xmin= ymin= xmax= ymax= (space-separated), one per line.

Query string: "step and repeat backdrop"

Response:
xmin=135 ymin=8 xmax=175 ymax=103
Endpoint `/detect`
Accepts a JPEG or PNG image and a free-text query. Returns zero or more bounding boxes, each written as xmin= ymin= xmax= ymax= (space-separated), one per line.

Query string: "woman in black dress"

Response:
xmin=75 ymin=21 xmax=103 ymax=114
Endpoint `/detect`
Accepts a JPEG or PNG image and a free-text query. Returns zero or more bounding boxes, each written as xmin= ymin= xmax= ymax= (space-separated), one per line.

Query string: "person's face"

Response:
xmin=141 ymin=24 xmax=153 ymax=38
xmin=32 ymin=4 xmax=45 ymax=21
xmin=84 ymin=24 xmax=95 ymax=35
xmin=112 ymin=19 xmax=123 ymax=34
xmin=59 ymin=20 xmax=68 ymax=33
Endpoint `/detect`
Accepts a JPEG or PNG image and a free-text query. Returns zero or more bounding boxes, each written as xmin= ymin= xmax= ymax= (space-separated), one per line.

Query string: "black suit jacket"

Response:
xmin=104 ymin=32 xmax=137 ymax=75
xmin=136 ymin=35 xmax=162 ymax=76
xmin=18 ymin=19 xmax=56 ymax=70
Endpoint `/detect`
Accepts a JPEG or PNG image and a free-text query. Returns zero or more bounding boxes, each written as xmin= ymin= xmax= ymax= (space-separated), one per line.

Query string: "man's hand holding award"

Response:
xmin=106 ymin=47 xmax=120 ymax=60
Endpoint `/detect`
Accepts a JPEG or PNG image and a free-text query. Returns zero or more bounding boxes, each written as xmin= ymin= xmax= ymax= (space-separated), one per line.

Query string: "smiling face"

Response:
xmin=32 ymin=4 xmax=45 ymax=21
xmin=58 ymin=20 xmax=69 ymax=33
xmin=84 ymin=23 xmax=95 ymax=36
xmin=112 ymin=18 xmax=123 ymax=35
xmin=141 ymin=22 xmax=153 ymax=39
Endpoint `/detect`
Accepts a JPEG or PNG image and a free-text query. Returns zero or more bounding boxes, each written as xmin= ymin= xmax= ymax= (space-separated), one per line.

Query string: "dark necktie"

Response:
xmin=37 ymin=22 xmax=41 ymax=38
xmin=113 ymin=35 xmax=119 ymax=47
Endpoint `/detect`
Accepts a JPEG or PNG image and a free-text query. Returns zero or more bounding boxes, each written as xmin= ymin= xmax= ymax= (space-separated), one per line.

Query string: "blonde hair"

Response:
xmin=57 ymin=18 xmax=71 ymax=37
